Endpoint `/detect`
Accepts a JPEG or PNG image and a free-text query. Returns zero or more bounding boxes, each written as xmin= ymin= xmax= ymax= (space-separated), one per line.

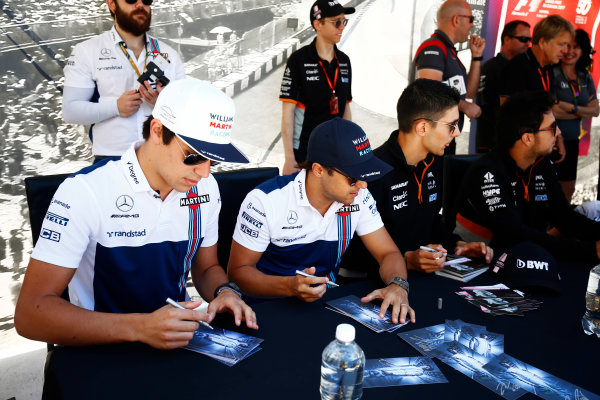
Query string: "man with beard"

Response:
xmin=62 ymin=0 xmax=185 ymax=162
xmin=455 ymin=91 xmax=600 ymax=261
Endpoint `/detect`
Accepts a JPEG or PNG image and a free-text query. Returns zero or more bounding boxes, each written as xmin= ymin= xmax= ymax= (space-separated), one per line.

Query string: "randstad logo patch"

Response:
xmin=517 ymin=258 xmax=548 ymax=270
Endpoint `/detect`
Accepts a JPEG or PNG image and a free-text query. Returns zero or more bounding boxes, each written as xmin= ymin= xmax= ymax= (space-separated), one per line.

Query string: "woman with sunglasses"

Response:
xmin=552 ymin=29 xmax=599 ymax=202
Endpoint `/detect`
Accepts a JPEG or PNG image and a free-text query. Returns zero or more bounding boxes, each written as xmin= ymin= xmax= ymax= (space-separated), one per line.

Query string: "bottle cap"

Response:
xmin=335 ymin=324 xmax=355 ymax=343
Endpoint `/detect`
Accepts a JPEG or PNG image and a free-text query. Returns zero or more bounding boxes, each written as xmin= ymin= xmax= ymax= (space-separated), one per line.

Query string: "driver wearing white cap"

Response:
xmin=15 ymin=78 xmax=258 ymax=350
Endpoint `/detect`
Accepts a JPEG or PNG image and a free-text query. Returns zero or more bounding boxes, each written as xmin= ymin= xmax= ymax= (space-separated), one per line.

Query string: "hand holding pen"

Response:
xmin=288 ymin=266 xmax=332 ymax=302
xmin=166 ymin=297 xmax=214 ymax=330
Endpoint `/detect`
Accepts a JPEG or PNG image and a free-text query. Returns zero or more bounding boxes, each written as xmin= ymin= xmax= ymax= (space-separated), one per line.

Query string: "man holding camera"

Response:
xmin=62 ymin=0 xmax=185 ymax=162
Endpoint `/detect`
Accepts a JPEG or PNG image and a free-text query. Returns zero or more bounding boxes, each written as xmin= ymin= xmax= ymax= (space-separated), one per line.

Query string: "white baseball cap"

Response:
xmin=152 ymin=78 xmax=249 ymax=163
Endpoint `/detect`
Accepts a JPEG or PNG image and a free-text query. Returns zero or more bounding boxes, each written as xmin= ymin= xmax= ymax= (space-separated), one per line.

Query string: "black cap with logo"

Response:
xmin=310 ymin=0 xmax=355 ymax=24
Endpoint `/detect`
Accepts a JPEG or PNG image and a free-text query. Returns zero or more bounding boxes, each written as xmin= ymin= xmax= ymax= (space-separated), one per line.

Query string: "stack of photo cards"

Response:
xmin=400 ymin=320 xmax=526 ymax=399
xmin=456 ymin=284 xmax=542 ymax=316
xmin=326 ymin=295 xmax=409 ymax=333
xmin=183 ymin=324 xmax=263 ymax=366
xmin=399 ymin=320 xmax=599 ymax=399
xmin=363 ymin=357 xmax=447 ymax=388
xmin=435 ymin=263 xmax=489 ymax=282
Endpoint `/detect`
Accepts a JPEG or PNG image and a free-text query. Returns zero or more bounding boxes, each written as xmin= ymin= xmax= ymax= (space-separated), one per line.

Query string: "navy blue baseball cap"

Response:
xmin=307 ymin=118 xmax=393 ymax=182
xmin=492 ymin=242 xmax=562 ymax=293
xmin=310 ymin=0 xmax=355 ymax=23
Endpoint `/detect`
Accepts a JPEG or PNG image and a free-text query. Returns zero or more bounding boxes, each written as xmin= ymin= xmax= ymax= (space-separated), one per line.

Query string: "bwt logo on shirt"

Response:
xmin=516 ymin=258 xmax=549 ymax=270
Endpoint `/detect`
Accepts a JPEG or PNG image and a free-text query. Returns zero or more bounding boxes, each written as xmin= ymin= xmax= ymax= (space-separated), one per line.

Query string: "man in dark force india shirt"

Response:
xmin=456 ymin=91 xmax=600 ymax=261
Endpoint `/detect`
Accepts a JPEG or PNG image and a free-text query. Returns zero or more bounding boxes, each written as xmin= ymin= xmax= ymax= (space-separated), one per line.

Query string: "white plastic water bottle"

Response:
xmin=582 ymin=264 xmax=600 ymax=337
xmin=319 ymin=324 xmax=365 ymax=400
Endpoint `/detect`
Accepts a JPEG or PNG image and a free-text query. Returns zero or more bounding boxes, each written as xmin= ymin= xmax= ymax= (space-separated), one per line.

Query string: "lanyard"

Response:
xmin=118 ymin=39 xmax=148 ymax=78
xmin=519 ymin=157 xmax=543 ymax=202
xmin=561 ymin=70 xmax=580 ymax=105
xmin=413 ymin=157 xmax=435 ymax=204
xmin=537 ymin=67 xmax=550 ymax=92
xmin=318 ymin=58 xmax=339 ymax=94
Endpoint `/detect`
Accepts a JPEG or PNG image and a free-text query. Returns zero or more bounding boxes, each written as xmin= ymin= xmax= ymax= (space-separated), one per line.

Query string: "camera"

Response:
xmin=137 ymin=55 xmax=170 ymax=87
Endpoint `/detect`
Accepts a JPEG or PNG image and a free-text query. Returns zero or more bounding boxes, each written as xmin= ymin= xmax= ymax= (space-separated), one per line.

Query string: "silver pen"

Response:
xmin=295 ymin=270 xmax=339 ymax=287
xmin=166 ymin=297 xmax=214 ymax=330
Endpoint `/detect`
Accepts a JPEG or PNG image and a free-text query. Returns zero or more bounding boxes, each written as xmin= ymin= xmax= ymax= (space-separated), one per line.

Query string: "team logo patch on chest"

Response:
xmin=180 ymin=193 xmax=210 ymax=209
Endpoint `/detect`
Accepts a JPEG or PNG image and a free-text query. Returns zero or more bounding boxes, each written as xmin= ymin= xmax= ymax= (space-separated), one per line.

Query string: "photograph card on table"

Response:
xmin=363 ymin=357 xmax=447 ymax=388
xmin=183 ymin=325 xmax=263 ymax=366
xmin=397 ymin=323 xmax=445 ymax=356
xmin=327 ymin=295 xmax=408 ymax=333
xmin=483 ymin=354 xmax=600 ymax=400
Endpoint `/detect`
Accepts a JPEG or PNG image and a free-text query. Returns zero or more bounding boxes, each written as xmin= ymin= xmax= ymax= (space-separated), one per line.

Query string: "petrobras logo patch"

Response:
xmin=45 ymin=212 xmax=68 ymax=226
xmin=208 ymin=113 xmax=233 ymax=142
xmin=40 ymin=228 xmax=61 ymax=242
xmin=180 ymin=193 xmax=210 ymax=209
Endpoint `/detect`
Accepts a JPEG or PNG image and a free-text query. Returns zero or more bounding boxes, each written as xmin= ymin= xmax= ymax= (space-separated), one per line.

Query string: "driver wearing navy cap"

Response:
xmin=229 ymin=118 xmax=415 ymax=325
xmin=15 ymin=78 xmax=258 ymax=350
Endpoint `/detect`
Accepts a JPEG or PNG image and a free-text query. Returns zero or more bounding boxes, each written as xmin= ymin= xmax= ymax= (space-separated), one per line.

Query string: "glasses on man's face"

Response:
xmin=323 ymin=18 xmax=348 ymax=29
xmin=330 ymin=167 xmax=358 ymax=186
xmin=417 ymin=118 xmax=460 ymax=135
xmin=125 ymin=0 xmax=153 ymax=5
xmin=537 ymin=121 xmax=558 ymax=136
xmin=174 ymin=137 xmax=210 ymax=166
xmin=458 ymin=14 xmax=474 ymax=23
xmin=510 ymin=35 xmax=532 ymax=43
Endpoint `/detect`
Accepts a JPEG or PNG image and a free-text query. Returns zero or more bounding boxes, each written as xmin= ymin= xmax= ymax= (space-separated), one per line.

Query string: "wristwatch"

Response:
xmin=571 ymin=104 xmax=579 ymax=114
xmin=214 ymin=282 xmax=242 ymax=299
xmin=387 ymin=277 xmax=409 ymax=294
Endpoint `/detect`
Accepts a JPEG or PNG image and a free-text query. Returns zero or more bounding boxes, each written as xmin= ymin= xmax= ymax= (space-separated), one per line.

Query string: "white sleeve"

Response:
xmin=166 ymin=49 xmax=186 ymax=81
xmin=355 ymin=189 xmax=384 ymax=237
xmin=62 ymin=86 xmax=119 ymax=124
xmin=200 ymin=175 xmax=221 ymax=248
xmin=231 ymin=189 xmax=271 ymax=253
xmin=63 ymin=43 xmax=96 ymax=89
xmin=31 ymin=176 xmax=99 ymax=269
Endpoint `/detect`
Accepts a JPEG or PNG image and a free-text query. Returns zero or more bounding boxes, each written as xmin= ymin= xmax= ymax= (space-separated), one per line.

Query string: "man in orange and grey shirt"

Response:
xmin=279 ymin=0 xmax=354 ymax=175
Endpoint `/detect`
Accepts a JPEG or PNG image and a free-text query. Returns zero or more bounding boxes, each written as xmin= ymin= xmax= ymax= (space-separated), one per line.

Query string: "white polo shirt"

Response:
xmin=31 ymin=142 xmax=220 ymax=314
xmin=64 ymin=26 xmax=186 ymax=156
xmin=232 ymin=169 xmax=383 ymax=282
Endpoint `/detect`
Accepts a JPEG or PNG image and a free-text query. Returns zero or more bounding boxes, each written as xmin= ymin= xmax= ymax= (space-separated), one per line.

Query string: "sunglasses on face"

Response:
xmin=416 ymin=118 xmax=460 ymax=135
xmin=510 ymin=35 xmax=532 ymax=43
xmin=458 ymin=14 xmax=474 ymax=23
xmin=330 ymin=167 xmax=358 ymax=186
xmin=323 ymin=18 xmax=348 ymax=29
xmin=174 ymin=137 xmax=210 ymax=166
xmin=125 ymin=0 xmax=153 ymax=5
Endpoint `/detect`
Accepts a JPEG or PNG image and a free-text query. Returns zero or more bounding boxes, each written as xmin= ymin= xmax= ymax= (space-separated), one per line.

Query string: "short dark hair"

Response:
xmin=496 ymin=91 xmax=556 ymax=150
xmin=501 ymin=20 xmax=530 ymax=44
xmin=142 ymin=115 xmax=176 ymax=144
xmin=575 ymin=28 xmax=594 ymax=72
xmin=396 ymin=79 xmax=460 ymax=133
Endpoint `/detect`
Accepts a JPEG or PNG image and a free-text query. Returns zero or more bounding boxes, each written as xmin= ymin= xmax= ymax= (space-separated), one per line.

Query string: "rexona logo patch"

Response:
xmin=516 ymin=258 xmax=548 ymax=270
xmin=337 ymin=204 xmax=359 ymax=214
xmin=180 ymin=193 xmax=210 ymax=209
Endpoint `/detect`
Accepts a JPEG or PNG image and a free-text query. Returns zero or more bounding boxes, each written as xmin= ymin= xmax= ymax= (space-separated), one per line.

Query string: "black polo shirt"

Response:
xmin=370 ymin=130 xmax=462 ymax=253
xmin=279 ymin=38 xmax=352 ymax=162
xmin=456 ymin=148 xmax=600 ymax=260
xmin=500 ymin=48 xmax=553 ymax=97
xmin=476 ymin=52 xmax=509 ymax=152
